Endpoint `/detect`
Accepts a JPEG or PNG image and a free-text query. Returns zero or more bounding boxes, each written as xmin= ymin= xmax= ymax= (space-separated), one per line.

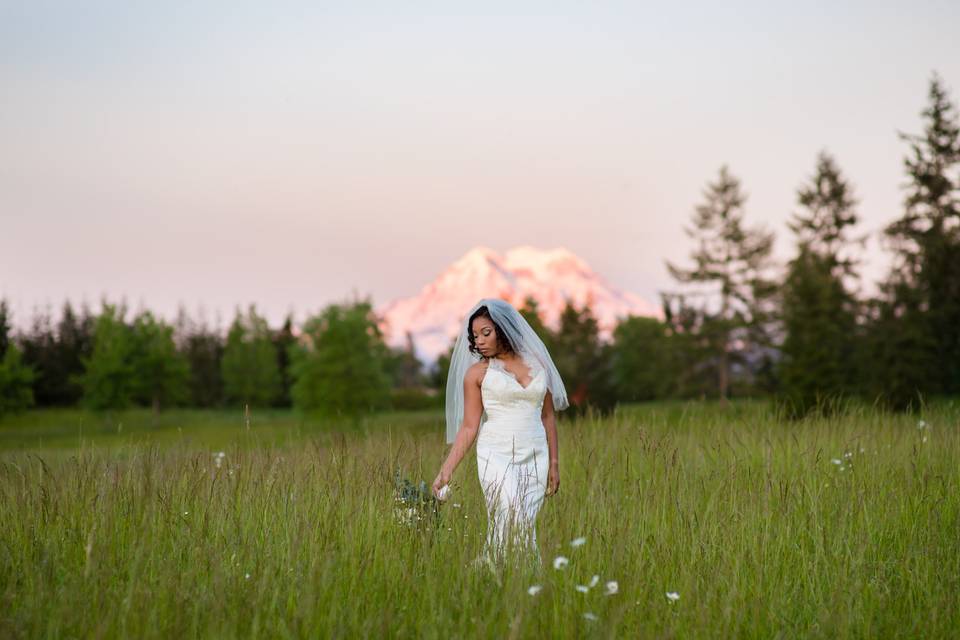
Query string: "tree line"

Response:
xmin=0 ymin=298 xmax=420 ymax=419
xmin=0 ymin=72 xmax=957 ymax=420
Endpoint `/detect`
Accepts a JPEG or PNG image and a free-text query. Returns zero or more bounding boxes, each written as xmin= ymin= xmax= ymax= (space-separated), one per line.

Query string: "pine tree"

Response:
xmin=875 ymin=73 xmax=960 ymax=408
xmin=175 ymin=308 xmax=225 ymax=408
xmin=56 ymin=302 xmax=95 ymax=405
xmin=665 ymin=165 xmax=777 ymax=401
xmin=517 ymin=296 xmax=555 ymax=353
xmin=660 ymin=292 xmax=718 ymax=399
xmin=778 ymin=151 xmax=863 ymax=417
xmin=273 ymin=314 xmax=297 ymax=407
xmin=384 ymin=331 xmax=424 ymax=389
xmin=610 ymin=316 xmax=675 ymax=401
xmin=0 ymin=301 xmax=36 ymax=418
xmin=551 ymin=299 xmax=615 ymax=414
xmin=0 ymin=300 xmax=10 ymax=357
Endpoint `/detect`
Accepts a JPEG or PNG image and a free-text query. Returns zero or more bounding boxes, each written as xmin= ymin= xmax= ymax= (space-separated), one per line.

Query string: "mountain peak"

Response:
xmin=378 ymin=246 xmax=659 ymax=364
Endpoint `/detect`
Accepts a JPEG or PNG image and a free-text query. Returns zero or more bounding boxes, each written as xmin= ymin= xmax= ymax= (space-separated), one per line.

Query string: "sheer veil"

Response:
xmin=445 ymin=298 xmax=568 ymax=444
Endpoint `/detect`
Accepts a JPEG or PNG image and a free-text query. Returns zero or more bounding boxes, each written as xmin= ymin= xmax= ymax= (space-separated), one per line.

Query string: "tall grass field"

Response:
xmin=1 ymin=401 xmax=958 ymax=638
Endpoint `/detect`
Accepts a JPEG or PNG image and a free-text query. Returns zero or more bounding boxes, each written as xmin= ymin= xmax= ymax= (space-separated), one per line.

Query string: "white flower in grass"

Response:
xmin=553 ymin=556 xmax=569 ymax=570
xmin=527 ymin=585 xmax=542 ymax=596
xmin=245 ymin=573 xmax=251 ymax=580
xmin=583 ymin=612 xmax=598 ymax=621
xmin=570 ymin=536 xmax=587 ymax=548
xmin=183 ymin=511 xmax=189 ymax=516
xmin=918 ymin=420 xmax=927 ymax=429
xmin=575 ymin=585 xmax=589 ymax=593
xmin=666 ymin=591 xmax=680 ymax=602
xmin=831 ymin=459 xmax=842 ymax=465
xmin=604 ymin=581 xmax=618 ymax=595
xmin=588 ymin=574 xmax=600 ymax=588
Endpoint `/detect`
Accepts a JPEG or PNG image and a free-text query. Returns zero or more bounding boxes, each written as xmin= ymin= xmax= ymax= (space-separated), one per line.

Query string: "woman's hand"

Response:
xmin=431 ymin=467 xmax=452 ymax=499
xmin=546 ymin=463 xmax=560 ymax=497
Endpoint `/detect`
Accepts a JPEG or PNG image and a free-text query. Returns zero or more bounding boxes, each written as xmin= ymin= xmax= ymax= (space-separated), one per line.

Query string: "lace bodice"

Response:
xmin=480 ymin=352 xmax=547 ymax=427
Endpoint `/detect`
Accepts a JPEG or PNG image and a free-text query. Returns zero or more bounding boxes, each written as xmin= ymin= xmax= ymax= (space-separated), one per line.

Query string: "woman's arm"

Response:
xmin=432 ymin=365 xmax=484 ymax=497
xmin=542 ymin=389 xmax=560 ymax=496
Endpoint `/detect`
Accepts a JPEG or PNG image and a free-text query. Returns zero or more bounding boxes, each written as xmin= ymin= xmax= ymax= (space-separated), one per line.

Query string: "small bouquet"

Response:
xmin=393 ymin=469 xmax=447 ymax=529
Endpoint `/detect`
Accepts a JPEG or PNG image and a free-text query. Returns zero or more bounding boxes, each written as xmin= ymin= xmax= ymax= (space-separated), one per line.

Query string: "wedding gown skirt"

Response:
xmin=475 ymin=356 xmax=550 ymax=569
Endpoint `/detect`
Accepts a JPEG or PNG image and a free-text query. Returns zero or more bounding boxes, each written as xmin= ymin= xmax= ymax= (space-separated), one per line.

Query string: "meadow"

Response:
xmin=1 ymin=400 xmax=958 ymax=638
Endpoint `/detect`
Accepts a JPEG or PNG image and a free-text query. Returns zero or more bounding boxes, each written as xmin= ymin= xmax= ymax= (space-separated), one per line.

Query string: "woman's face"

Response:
xmin=471 ymin=316 xmax=498 ymax=357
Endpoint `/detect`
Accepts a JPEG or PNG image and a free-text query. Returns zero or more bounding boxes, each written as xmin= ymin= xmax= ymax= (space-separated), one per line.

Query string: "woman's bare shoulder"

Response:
xmin=465 ymin=360 xmax=490 ymax=385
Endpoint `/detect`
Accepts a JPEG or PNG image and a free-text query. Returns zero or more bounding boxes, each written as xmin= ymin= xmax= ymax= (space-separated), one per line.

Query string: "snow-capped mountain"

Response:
xmin=377 ymin=246 xmax=660 ymax=365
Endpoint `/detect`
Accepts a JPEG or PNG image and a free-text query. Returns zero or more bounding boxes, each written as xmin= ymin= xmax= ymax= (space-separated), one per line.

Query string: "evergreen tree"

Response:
xmin=78 ymin=303 xmax=137 ymax=411
xmin=610 ymin=315 xmax=675 ymax=402
xmin=290 ymin=299 xmax=392 ymax=416
xmin=221 ymin=305 xmax=281 ymax=408
xmin=875 ymin=73 xmax=960 ymax=407
xmin=0 ymin=302 xmax=36 ymax=418
xmin=551 ymin=299 xmax=615 ymax=414
xmin=56 ymin=302 xmax=95 ymax=404
xmin=19 ymin=310 xmax=55 ymax=405
xmin=384 ymin=331 xmax=424 ymax=389
xmin=665 ymin=165 xmax=777 ymax=401
xmin=518 ymin=296 xmax=555 ymax=353
xmin=778 ymin=151 xmax=863 ymax=417
xmin=130 ymin=310 xmax=189 ymax=415
xmin=0 ymin=300 xmax=10 ymax=356
xmin=20 ymin=302 xmax=95 ymax=407
xmin=660 ymin=292 xmax=718 ymax=399
xmin=175 ymin=308 xmax=225 ymax=408
xmin=430 ymin=339 xmax=455 ymax=391
xmin=273 ymin=314 xmax=297 ymax=407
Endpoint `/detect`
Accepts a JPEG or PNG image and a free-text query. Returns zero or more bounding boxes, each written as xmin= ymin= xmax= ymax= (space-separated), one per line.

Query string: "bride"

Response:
xmin=431 ymin=298 xmax=569 ymax=570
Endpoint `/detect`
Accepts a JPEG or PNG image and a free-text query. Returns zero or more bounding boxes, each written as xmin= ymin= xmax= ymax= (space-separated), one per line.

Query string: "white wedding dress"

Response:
xmin=475 ymin=353 xmax=550 ymax=569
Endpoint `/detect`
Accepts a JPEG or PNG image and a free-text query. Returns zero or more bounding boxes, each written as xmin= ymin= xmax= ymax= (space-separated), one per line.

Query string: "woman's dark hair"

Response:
xmin=467 ymin=305 xmax=517 ymax=358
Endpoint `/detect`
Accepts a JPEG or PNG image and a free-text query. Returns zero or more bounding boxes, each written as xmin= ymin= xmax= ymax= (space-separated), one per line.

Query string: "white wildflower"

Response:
xmin=583 ymin=612 xmax=598 ymax=621
xmin=527 ymin=585 xmax=542 ymax=596
xmin=605 ymin=581 xmax=619 ymax=595
xmin=553 ymin=556 xmax=569 ymax=570
xmin=575 ymin=585 xmax=589 ymax=593
xmin=666 ymin=591 xmax=680 ymax=602
xmin=588 ymin=574 xmax=600 ymax=588
xmin=570 ymin=536 xmax=587 ymax=547
xmin=245 ymin=573 xmax=250 ymax=580
xmin=831 ymin=459 xmax=842 ymax=465
xmin=917 ymin=420 xmax=927 ymax=429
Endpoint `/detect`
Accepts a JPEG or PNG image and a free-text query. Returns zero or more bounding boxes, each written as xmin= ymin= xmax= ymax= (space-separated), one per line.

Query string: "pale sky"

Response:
xmin=2 ymin=1 xmax=959 ymax=329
